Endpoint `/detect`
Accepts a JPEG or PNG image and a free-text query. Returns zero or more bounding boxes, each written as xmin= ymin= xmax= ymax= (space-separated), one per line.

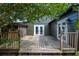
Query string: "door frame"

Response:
xmin=34 ymin=25 xmax=44 ymax=36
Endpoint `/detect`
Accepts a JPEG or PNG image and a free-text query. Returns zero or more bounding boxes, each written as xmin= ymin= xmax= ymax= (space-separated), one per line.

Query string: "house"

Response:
xmin=25 ymin=16 xmax=53 ymax=36
xmin=49 ymin=6 xmax=78 ymax=43
xmin=1 ymin=5 xmax=79 ymax=54
xmin=1 ymin=6 xmax=78 ymax=41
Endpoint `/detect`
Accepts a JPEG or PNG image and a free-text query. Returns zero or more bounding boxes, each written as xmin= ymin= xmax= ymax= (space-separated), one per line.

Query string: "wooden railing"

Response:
xmin=60 ymin=31 xmax=78 ymax=52
xmin=0 ymin=31 xmax=20 ymax=49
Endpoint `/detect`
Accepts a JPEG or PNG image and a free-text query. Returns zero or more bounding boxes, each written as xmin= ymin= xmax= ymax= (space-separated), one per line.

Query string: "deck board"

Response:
xmin=19 ymin=36 xmax=62 ymax=53
xmin=19 ymin=36 xmax=75 ymax=53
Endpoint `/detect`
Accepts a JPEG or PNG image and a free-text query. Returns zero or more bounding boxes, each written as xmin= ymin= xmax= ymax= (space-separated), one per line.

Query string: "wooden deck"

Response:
xmin=0 ymin=31 xmax=78 ymax=55
xmin=19 ymin=36 xmax=63 ymax=53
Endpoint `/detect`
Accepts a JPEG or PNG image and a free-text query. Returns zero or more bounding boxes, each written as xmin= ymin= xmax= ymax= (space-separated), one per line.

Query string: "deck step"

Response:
xmin=19 ymin=53 xmax=62 ymax=55
xmin=62 ymin=48 xmax=76 ymax=50
xmin=62 ymin=48 xmax=76 ymax=53
xmin=0 ymin=48 xmax=19 ymax=53
xmin=19 ymin=48 xmax=62 ymax=53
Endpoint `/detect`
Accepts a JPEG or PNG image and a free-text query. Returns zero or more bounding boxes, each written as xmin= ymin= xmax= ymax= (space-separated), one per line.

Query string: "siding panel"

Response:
xmin=50 ymin=21 xmax=57 ymax=38
xmin=27 ymin=23 xmax=34 ymax=35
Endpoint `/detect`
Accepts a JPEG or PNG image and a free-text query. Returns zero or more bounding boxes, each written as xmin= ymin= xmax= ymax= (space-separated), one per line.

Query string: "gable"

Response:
xmin=35 ymin=16 xmax=53 ymax=24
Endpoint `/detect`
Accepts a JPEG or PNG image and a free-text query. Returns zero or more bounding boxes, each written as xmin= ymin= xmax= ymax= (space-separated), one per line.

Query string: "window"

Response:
xmin=59 ymin=27 xmax=61 ymax=34
xmin=40 ymin=26 xmax=43 ymax=34
xmin=62 ymin=27 xmax=65 ymax=32
xmin=58 ymin=24 xmax=61 ymax=34
xmin=34 ymin=25 xmax=44 ymax=35
xmin=36 ymin=27 xmax=38 ymax=34
xmin=62 ymin=22 xmax=66 ymax=25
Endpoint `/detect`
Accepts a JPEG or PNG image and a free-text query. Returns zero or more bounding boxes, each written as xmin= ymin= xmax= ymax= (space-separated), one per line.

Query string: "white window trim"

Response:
xmin=57 ymin=18 xmax=68 ymax=43
xmin=34 ymin=25 xmax=44 ymax=36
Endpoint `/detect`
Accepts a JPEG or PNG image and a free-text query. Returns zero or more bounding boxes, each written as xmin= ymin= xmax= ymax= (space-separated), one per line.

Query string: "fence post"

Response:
xmin=17 ymin=30 xmax=20 ymax=50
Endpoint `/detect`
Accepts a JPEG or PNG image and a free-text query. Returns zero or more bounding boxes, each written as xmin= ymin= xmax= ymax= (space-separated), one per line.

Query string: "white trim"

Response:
xmin=34 ymin=25 xmax=44 ymax=36
xmin=57 ymin=18 xmax=68 ymax=43
xmin=57 ymin=17 xmax=68 ymax=23
xmin=65 ymin=21 xmax=68 ymax=43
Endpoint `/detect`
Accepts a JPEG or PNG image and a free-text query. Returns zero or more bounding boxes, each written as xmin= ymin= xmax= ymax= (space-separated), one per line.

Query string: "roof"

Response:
xmin=13 ymin=22 xmax=28 ymax=27
xmin=13 ymin=19 xmax=28 ymax=23
xmin=13 ymin=19 xmax=28 ymax=27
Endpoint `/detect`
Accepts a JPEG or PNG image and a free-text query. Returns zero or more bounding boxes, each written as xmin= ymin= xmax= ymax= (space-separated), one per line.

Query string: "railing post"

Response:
xmin=75 ymin=30 xmax=79 ymax=54
xmin=60 ymin=32 xmax=63 ymax=51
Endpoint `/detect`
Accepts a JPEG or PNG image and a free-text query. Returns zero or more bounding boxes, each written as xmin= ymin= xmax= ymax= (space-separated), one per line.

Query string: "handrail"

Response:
xmin=60 ymin=31 xmax=78 ymax=52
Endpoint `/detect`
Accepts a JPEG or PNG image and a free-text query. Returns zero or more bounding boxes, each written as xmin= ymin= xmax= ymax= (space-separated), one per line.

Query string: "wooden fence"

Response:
xmin=60 ymin=31 xmax=78 ymax=53
xmin=0 ymin=31 xmax=20 ymax=49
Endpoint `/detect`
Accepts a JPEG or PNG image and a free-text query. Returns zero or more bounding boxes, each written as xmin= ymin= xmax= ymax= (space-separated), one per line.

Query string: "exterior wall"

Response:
xmin=33 ymin=16 xmax=52 ymax=35
xmin=49 ymin=21 xmax=57 ymax=38
xmin=26 ymin=16 xmax=52 ymax=36
xmin=67 ymin=13 xmax=77 ymax=32
xmin=67 ymin=22 xmax=75 ymax=32
xmin=57 ymin=18 xmax=68 ymax=43
xmin=49 ymin=18 xmax=68 ymax=40
xmin=44 ymin=23 xmax=49 ymax=35
xmin=26 ymin=23 xmax=50 ymax=36
xmin=56 ymin=12 xmax=77 ymax=33
xmin=27 ymin=23 xmax=34 ymax=35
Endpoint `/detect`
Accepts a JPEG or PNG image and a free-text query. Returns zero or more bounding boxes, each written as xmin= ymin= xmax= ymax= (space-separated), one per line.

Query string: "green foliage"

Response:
xmin=0 ymin=3 xmax=69 ymax=28
xmin=72 ymin=4 xmax=79 ymax=12
xmin=72 ymin=6 xmax=78 ymax=12
xmin=45 ymin=3 xmax=69 ymax=19
xmin=0 ymin=38 xmax=19 ymax=46
xmin=72 ymin=4 xmax=79 ymax=30
xmin=75 ymin=20 xmax=79 ymax=30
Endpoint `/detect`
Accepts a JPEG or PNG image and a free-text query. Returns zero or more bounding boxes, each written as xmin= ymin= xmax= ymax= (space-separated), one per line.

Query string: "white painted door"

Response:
xmin=34 ymin=25 xmax=44 ymax=36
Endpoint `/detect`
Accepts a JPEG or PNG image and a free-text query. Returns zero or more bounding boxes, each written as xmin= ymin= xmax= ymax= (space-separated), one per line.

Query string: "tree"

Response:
xmin=72 ymin=4 xmax=79 ymax=30
xmin=0 ymin=3 xmax=69 ymax=28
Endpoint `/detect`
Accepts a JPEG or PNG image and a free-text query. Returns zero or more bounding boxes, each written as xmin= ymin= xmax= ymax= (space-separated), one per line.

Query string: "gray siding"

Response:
xmin=49 ymin=21 xmax=57 ymax=38
xmin=26 ymin=23 xmax=50 ymax=35
xmin=45 ymin=24 xmax=49 ymax=35
xmin=44 ymin=23 xmax=50 ymax=35
xmin=26 ymin=16 xmax=52 ymax=36
xmin=35 ymin=16 xmax=52 ymax=35
xmin=67 ymin=22 xmax=75 ymax=32
xmin=27 ymin=23 xmax=34 ymax=35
